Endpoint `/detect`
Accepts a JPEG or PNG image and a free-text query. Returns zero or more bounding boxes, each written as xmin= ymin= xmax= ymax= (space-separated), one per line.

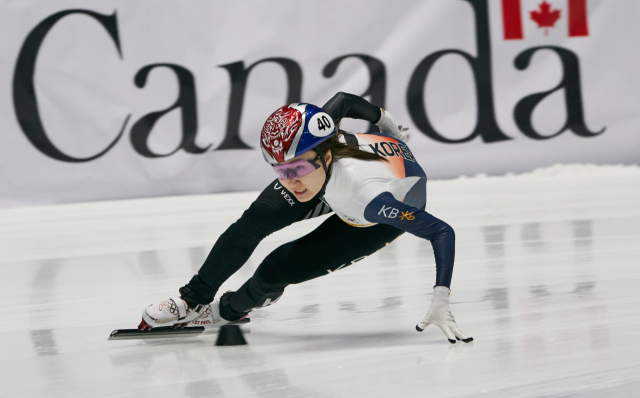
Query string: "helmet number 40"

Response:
xmin=317 ymin=116 xmax=331 ymax=131
xmin=308 ymin=112 xmax=334 ymax=137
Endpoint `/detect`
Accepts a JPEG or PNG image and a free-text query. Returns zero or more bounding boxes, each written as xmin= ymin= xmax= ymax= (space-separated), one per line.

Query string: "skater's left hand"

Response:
xmin=416 ymin=286 xmax=473 ymax=344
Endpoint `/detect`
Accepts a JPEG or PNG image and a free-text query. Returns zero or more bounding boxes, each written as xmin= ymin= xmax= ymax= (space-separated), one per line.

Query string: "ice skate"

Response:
xmin=109 ymin=293 xmax=249 ymax=340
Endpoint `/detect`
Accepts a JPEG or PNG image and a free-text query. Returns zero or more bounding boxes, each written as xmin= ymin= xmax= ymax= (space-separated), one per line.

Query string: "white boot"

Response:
xmin=140 ymin=297 xmax=210 ymax=330
xmin=185 ymin=299 xmax=228 ymax=328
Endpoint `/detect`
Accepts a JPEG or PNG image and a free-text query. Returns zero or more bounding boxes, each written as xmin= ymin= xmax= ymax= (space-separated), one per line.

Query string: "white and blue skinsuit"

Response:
xmin=179 ymin=93 xmax=456 ymax=321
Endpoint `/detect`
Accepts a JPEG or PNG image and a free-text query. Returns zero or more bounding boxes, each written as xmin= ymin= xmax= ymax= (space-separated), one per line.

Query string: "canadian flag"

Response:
xmin=502 ymin=0 xmax=589 ymax=40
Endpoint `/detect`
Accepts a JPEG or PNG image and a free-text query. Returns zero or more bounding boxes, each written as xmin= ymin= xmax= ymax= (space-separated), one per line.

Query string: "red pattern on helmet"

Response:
xmin=261 ymin=106 xmax=302 ymax=163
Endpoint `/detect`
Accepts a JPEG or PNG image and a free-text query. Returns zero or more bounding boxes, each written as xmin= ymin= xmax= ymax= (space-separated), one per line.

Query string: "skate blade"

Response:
xmin=108 ymin=319 xmax=250 ymax=340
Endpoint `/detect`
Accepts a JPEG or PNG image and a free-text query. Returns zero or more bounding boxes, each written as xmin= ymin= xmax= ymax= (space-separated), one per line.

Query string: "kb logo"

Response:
xmin=379 ymin=205 xmax=415 ymax=221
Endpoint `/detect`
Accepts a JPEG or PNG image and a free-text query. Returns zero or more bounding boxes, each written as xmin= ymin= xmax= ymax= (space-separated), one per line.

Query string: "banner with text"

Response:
xmin=1 ymin=0 xmax=637 ymax=207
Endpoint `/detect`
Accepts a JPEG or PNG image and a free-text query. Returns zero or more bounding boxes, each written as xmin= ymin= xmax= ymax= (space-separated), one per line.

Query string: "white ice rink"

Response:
xmin=1 ymin=164 xmax=640 ymax=398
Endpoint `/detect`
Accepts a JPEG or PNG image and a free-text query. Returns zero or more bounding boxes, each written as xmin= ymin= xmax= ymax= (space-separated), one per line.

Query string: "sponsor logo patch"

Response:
xmin=274 ymin=182 xmax=295 ymax=206
xmin=378 ymin=205 xmax=399 ymax=219
xmin=379 ymin=206 xmax=415 ymax=221
xmin=327 ymin=256 xmax=367 ymax=275
xmin=400 ymin=211 xmax=415 ymax=221
xmin=339 ymin=212 xmax=364 ymax=225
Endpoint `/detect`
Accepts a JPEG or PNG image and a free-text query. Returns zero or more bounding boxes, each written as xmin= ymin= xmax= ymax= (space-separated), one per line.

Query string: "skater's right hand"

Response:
xmin=375 ymin=109 xmax=409 ymax=142
xmin=416 ymin=286 xmax=473 ymax=344
xmin=138 ymin=297 xmax=206 ymax=330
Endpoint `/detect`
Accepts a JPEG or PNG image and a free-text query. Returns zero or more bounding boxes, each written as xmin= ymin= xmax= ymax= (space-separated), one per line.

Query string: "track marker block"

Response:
xmin=215 ymin=325 xmax=247 ymax=346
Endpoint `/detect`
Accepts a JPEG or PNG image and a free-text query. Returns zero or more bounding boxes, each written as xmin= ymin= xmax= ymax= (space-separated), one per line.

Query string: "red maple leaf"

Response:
xmin=530 ymin=1 xmax=561 ymax=36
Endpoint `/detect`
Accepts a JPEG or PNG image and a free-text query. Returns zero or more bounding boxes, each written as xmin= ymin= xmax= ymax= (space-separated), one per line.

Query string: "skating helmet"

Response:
xmin=260 ymin=103 xmax=336 ymax=165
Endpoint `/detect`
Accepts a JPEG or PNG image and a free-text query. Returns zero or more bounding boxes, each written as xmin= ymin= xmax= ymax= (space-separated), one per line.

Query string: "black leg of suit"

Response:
xmin=223 ymin=214 xmax=404 ymax=319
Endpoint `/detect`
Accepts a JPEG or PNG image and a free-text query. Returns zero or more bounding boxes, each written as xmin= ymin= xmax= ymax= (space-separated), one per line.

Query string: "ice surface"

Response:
xmin=1 ymin=164 xmax=639 ymax=397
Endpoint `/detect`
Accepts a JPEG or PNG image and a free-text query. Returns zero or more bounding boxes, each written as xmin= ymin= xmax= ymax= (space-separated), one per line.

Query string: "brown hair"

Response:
xmin=315 ymin=129 xmax=387 ymax=163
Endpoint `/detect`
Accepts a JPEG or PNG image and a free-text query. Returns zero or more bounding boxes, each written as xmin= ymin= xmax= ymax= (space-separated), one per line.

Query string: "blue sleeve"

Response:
xmin=363 ymin=192 xmax=455 ymax=288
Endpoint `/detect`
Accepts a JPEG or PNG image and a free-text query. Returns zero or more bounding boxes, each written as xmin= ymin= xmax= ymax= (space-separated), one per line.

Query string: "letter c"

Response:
xmin=12 ymin=9 xmax=129 ymax=162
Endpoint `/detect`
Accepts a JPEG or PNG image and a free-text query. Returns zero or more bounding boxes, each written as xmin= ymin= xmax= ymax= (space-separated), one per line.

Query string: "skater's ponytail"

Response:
xmin=315 ymin=128 xmax=387 ymax=163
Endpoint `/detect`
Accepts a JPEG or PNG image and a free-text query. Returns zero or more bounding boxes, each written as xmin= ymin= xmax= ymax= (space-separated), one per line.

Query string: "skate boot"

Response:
xmin=138 ymin=293 xmax=249 ymax=331
xmin=138 ymin=297 xmax=209 ymax=330
xmin=191 ymin=293 xmax=250 ymax=329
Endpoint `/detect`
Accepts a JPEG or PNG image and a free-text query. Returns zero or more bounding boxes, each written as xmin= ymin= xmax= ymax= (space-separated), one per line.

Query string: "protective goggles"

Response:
xmin=272 ymin=158 xmax=321 ymax=180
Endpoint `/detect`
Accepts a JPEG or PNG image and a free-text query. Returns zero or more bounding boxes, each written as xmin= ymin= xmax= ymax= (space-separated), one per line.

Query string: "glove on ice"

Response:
xmin=416 ymin=286 xmax=473 ymax=344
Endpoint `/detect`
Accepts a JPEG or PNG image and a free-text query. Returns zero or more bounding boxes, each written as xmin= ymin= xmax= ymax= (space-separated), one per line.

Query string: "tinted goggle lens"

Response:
xmin=272 ymin=159 xmax=320 ymax=180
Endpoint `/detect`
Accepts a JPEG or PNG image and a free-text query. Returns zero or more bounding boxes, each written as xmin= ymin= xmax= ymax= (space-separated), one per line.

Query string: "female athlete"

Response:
xmin=138 ymin=92 xmax=472 ymax=344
